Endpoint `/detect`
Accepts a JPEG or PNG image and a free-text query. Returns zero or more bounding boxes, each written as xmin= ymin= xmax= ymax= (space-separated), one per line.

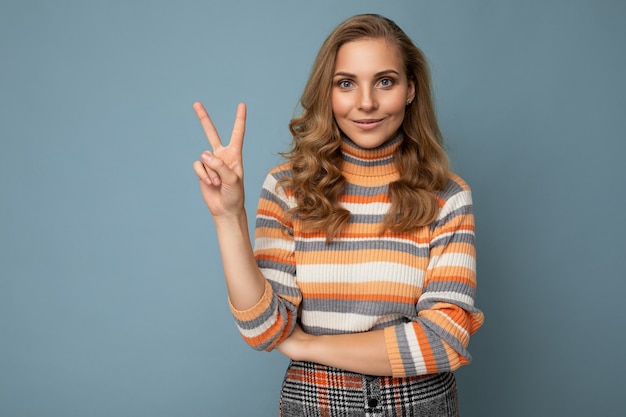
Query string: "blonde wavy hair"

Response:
xmin=279 ymin=14 xmax=449 ymax=242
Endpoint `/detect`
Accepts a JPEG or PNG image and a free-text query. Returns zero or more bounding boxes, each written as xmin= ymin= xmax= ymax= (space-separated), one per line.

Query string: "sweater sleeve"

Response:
xmin=383 ymin=177 xmax=484 ymax=377
xmin=229 ymin=167 xmax=300 ymax=351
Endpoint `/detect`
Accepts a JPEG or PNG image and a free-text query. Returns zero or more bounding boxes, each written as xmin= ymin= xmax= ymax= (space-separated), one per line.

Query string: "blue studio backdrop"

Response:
xmin=1 ymin=1 xmax=625 ymax=416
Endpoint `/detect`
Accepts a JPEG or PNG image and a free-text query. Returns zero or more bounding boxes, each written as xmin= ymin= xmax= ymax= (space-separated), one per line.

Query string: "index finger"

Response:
xmin=193 ymin=101 xmax=222 ymax=150
xmin=229 ymin=102 xmax=247 ymax=151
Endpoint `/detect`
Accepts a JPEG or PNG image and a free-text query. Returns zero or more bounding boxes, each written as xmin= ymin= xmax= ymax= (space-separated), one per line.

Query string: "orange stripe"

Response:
xmin=412 ymin=323 xmax=439 ymax=374
xmin=305 ymin=292 xmax=416 ymax=304
xmin=340 ymin=194 xmax=390 ymax=204
xmin=296 ymin=249 xmax=430 ymax=266
xmin=255 ymin=226 xmax=292 ymax=239
xmin=256 ymin=253 xmax=296 ymax=266
xmin=430 ymin=242 xmax=476 ymax=259
xmin=436 ymin=222 xmax=474 ymax=235
xmin=420 ymin=308 xmax=470 ymax=347
xmin=384 ymin=327 xmax=406 ymax=377
xmin=241 ymin=313 xmax=288 ymax=349
xmin=298 ymin=281 xmax=420 ymax=296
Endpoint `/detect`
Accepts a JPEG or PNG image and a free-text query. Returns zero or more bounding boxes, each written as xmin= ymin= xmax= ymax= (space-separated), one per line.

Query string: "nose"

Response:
xmin=357 ymin=87 xmax=378 ymax=111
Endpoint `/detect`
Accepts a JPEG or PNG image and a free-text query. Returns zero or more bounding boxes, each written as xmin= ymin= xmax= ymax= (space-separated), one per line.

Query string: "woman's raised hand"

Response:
xmin=192 ymin=102 xmax=247 ymax=219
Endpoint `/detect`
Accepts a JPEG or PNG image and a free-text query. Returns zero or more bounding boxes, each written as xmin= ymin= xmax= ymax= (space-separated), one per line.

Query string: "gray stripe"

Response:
xmin=435 ymin=178 xmax=464 ymax=201
xmin=301 ymin=325 xmax=351 ymax=336
xmin=270 ymin=168 xmax=294 ymax=180
xmin=257 ymin=259 xmax=296 ymax=275
xmin=431 ymin=230 xmax=475 ymax=248
xmin=303 ymin=316 xmax=406 ymax=336
xmin=259 ymin=187 xmax=290 ymax=212
xmin=421 ymin=317 xmax=472 ymax=363
xmin=343 ymin=153 xmax=393 ymax=167
xmin=255 ymin=217 xmax=294 ymax=237
xmin=416 ymin=297 xmax=481 ymax=315
xmin=233 ymin=294 xmax=279 ymax=330
xmin=295 ymin=238 xmax=429 ymax=257
xmin=418 ymin=320 xmax=451 ymax=370
xmin=396 ymin=325 xmax=418 ymax=376
xmin=431 ymin=204 xmax=473 ymax=232
xmin=343 ymin=183 xmax=389 ymax=196
xmin=302 ymin=298 xmax=417 ymax=317
xmin=255 ymin=216 xmax=285 ymax=230
xmin=249 ymin=303 xmax=292 ymax=351
xmin=424 ymin=281 xmax=476 ymax=299
xmin=266 ymin=277 xmax=300 ymax=299
xmin=234 ymin=298 xmax=297 ymax=352
xmin=349 ymin=213 xmax=387 ymax=224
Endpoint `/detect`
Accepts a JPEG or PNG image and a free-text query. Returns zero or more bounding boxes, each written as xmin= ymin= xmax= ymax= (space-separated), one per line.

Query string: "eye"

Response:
xmin=378 ymin=78 xmax=394 ymax=88
xmin=337 ymin=80 xmax=353 ymax=89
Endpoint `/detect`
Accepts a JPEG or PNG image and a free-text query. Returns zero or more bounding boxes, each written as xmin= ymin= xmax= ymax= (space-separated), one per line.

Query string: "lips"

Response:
xmin=352 ymin=118 xmax=384 ymax=130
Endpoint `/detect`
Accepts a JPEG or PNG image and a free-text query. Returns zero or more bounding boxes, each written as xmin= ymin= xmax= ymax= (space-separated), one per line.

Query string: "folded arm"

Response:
xmin=276 ymin=181 xmax=484 ymax=377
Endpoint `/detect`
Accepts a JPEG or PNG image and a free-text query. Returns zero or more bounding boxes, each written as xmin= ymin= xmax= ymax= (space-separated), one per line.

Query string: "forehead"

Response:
xmin=334 ymin=38 xmax=403 ymax=73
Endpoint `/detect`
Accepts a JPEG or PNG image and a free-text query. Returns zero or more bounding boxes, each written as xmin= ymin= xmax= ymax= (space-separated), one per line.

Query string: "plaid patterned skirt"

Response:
xmin=279 ymin=361 xmax=459 ymax=417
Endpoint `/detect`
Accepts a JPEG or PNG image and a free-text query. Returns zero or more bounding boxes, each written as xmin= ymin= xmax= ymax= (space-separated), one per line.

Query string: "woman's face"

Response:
xmin=331 ymin=38 xmax=415 ymax=149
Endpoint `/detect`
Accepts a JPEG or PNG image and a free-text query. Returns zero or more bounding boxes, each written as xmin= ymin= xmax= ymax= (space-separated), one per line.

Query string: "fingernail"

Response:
xmin=202 ymin=152 xmax=212 ymax=163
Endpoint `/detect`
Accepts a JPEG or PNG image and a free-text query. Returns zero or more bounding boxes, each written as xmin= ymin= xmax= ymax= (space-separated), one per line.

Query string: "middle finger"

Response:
xmin=193 ymin=102 xmax=223 ymax=150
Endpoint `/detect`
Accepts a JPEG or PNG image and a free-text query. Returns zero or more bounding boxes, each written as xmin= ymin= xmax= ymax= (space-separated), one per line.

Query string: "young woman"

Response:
xmin=193 ymin=14 xmax=483 ymax=417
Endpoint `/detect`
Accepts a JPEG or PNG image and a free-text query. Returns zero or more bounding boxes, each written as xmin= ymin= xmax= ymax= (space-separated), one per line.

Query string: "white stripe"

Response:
xmin=297 ymin=262 xmax=426 ymax=285
xmin=433 ymin=229 xmax=475 ymax=243
xmin=428 ymin=252 xmax=475 ymax=270
xmin=434 ymin=310 xmax=470 ymax=339
xmin=256 ymin=213 xmax=280 ymax=222
xmin=404 ymin=324 xmax=428 ymax=374
xmin=262 ymin=175 xmax=295 ymax=205
xmin=255 ymin=237 xmax=294 ymax=252
xmin=301 ymin=311 xmax=387 ymax=332
xmin=236 ymin=313 xmax=278 ymax=339
xmin=438 ymin=190 xmax=472 ymax=219
xmin=260 ymin=268 xmax=298 ymax=289
xmin=342 ymin=201 xmax=391 ymax=214
xmin=420 ymin=291 xmax=475 ymax=306
xmin=262 ymin=173 xmax=279 ymax=189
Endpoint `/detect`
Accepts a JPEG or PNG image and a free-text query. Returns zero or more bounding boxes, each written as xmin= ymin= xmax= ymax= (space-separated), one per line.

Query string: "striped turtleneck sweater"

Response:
xmin=230 ymin=135 xmax=484 ymax=378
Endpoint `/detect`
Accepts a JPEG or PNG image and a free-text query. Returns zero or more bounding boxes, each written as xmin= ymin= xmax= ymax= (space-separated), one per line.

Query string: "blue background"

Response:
xmin=2 ymin=1 xmax=625 ymax=416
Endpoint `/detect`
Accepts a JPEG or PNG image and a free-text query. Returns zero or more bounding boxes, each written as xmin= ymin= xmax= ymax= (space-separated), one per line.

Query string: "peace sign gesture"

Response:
xmin=192 ymin=101 xmax=247 ymax=219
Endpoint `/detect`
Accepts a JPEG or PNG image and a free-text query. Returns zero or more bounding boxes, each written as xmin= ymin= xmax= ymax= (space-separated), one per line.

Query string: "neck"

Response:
xmin=340 ymin=133 xmax=403 ymax=177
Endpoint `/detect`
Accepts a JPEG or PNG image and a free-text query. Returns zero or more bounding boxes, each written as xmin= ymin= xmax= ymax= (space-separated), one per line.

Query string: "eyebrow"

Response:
xmin=333 ymin=69 xmax=401 ymax=78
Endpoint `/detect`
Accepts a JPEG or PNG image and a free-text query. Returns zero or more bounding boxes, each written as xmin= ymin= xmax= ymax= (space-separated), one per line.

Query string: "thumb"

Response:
xmin=201 ymin=152 xmax=240 ymax=185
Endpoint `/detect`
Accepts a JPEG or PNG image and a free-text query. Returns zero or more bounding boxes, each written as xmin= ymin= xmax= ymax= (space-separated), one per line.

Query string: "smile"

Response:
xmin=352 ymin=118 xmax=384 ymax=130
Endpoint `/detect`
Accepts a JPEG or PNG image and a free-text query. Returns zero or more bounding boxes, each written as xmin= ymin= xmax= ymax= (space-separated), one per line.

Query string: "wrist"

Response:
xmin=279 ymin=327 xmax=318 ymax=362
xmin=213 ymin=209 xmax=248 ymax=231
xmin=299 ymin=333 xmax=322 ymax=363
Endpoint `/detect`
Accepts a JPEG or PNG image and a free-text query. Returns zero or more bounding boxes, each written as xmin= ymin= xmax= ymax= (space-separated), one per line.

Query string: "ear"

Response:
xmin=407 ymin=79 xmax=416 ymax=104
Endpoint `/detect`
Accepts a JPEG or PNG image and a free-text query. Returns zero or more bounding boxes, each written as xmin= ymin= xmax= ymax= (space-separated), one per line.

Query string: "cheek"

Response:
xmin=384 ymin=95 xmax=408 ymax=116
xmin=331 ymin=93 xmax=349 ymax=117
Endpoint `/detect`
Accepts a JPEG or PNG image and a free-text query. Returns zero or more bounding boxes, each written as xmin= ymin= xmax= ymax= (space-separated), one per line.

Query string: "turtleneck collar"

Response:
xmin=340 ymin=133 xmax=403 ymax=177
